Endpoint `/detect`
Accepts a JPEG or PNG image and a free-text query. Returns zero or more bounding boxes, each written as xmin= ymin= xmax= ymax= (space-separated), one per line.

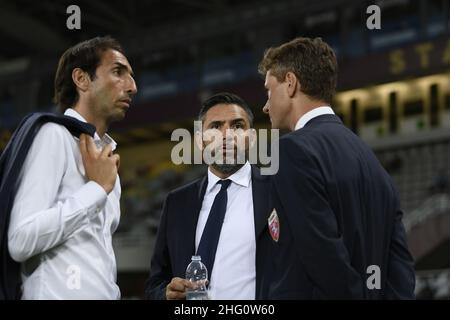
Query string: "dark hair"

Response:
xmin=258 ymin=37 xmax=338 ymax=103
xmin=53 ymin=36 xmax=124 ymax=112
xmin=198 ymin=92 xmax=254 ymax=127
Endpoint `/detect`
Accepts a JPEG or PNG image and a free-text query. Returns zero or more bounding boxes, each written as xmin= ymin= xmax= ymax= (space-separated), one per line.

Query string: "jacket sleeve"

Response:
xmin=385 ymin=200 xmax=416 ymax=299
xmin=273 ymin=136 xmax=365 ymax=299
xmin=144 ymin=193 xmax=172 ymax=300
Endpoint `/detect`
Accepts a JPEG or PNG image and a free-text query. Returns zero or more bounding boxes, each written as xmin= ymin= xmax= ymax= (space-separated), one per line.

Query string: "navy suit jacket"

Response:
xmin=266 ymin=114 xmax=415 ymax=299
xmin=145 ymin=165 xmax=273 ymax=300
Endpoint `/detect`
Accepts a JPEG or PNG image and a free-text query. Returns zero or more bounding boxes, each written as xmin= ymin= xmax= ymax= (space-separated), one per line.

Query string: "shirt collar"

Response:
xmin=64 ymin=108 xmax=117 ymax=151
xmin=206 ymin=161 xmax=252 ymax=194
xmin=294 ymin=106 xmax=335 ymax=131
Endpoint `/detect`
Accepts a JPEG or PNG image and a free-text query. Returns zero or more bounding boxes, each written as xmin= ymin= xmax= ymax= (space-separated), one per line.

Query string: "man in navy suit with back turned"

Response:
xmin=258 ymin=37 xmax=415 ymax=299
xmin=145 ymin=92 xmax=273 ymax=300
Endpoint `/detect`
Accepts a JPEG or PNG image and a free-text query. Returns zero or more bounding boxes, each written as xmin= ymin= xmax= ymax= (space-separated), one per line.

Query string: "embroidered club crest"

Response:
xmin=268 ymin=209 xmax=279 ymax=242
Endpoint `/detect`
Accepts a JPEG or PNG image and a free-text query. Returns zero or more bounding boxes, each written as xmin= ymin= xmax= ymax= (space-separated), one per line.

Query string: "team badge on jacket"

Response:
xmin=268 ymin=209 xmax=279 ymax=242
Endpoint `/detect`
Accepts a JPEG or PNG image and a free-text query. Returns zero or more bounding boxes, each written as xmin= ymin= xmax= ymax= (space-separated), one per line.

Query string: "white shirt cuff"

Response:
xmin=74 ymin=181 xmax=108 ymax=219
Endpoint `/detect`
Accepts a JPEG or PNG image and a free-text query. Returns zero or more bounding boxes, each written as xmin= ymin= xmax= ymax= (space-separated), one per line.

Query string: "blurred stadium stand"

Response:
xmin=2 ymin=0 xmax=450 ymax=298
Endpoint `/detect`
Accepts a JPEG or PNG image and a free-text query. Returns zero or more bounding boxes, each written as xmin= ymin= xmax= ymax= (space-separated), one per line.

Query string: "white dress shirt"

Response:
xmin=294 ymin=106 xmax=335 ymax=130
xmin=8 ymin=108 xmax=121 ymax=300
xmin=195 ymin=162 xmax=256 ymax=300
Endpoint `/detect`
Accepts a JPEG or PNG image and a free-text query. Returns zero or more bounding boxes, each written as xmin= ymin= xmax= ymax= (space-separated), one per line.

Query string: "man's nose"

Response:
xmin=262 ymin=101 xmax=269 ymax=114
xmin=221 ymin=125 xmax=234 ymax=141
xmin=127 ymin=77 xmax=138 ymax=96
xmin=221 ymin=125 xmax=230 ymax=138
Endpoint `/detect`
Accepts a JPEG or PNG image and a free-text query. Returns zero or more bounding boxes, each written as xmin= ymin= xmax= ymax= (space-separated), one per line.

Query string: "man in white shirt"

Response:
xmin=145 ymin=92 xmax=273 ymax=300
xmin=7 ymin=36 xmax=137 ymax=299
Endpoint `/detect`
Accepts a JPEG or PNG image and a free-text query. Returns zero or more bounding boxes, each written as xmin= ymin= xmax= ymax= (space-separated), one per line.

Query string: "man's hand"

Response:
xmin=79 ymin=134 xmax=120 ymax=194
xmin=166 ymin=277 xmax=195 ymax=300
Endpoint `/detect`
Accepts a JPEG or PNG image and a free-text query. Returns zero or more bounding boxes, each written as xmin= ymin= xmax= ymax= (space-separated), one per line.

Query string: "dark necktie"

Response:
xmin=196 ymin=179 xmax=232 ymax=280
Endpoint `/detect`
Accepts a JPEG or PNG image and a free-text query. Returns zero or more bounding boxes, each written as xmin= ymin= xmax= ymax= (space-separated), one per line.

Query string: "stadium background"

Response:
xmin=0 ymin=0 xmax=449 ymax=299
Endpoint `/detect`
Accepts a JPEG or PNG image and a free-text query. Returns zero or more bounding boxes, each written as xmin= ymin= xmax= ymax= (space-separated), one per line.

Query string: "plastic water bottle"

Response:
xmin=185 ymin=255 xmax=209 ymax=300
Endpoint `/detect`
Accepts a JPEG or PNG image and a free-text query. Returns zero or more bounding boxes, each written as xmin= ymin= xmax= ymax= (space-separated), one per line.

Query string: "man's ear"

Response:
xmin=285 ymin=71 xmax=299 ymax=98
xmin=72 ymin=68 xmax=90 ymax=92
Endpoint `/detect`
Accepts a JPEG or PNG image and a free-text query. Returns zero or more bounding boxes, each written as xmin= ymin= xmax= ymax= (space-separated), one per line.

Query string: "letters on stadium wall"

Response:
xmin=338 ymin=35 xmax=450 ymax=91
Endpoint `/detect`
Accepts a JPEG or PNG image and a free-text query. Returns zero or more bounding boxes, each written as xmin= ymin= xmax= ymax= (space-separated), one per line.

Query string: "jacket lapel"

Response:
xmin=251 ymin=166 xmax=271 ymax=239
xmin=184 ymin=175 xmax=208 ymax=256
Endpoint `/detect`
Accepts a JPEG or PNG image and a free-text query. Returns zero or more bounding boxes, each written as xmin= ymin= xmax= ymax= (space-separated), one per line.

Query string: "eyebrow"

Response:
xmin=230 ymin=118 xmax=246 ymax=124
xmin=208 ymin=120 xmax=224 ymax=128
xmin=113 ymin=62 xmax=134 ymax=77
xmin=208 ymin=118 xmax=247 ymax=127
